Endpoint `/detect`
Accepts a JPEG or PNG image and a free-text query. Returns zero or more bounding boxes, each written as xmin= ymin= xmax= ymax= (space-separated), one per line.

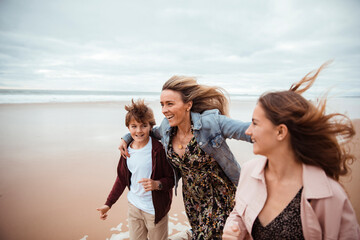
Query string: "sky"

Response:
xmin=0 ymin=0 xmax=359 ymax=96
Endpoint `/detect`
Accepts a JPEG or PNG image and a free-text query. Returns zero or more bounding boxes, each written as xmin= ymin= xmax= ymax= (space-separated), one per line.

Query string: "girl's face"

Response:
xmin=160 ymin=89 xmax=192 ymax=127
xmin=245 ymin=104 xmax=279 ymax=156
xmin=128 ymin=119 xmax=151 ymax=146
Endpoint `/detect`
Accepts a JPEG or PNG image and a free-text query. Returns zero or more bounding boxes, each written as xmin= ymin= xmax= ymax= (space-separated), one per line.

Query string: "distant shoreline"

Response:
xmin=0 ymin=89 xmax=265 ymax=104
xmin=0 ymin=89 xmax=359 ymax=105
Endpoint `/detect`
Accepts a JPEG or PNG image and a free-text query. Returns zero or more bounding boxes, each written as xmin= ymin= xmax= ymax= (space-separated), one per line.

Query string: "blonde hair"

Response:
xmin=125 ymin=99 xmax=156 ymax=127
xmin=259 ymin=62 xmax=355 ymax=181
xmin=162 ymin=76 xmax=229 ymax=115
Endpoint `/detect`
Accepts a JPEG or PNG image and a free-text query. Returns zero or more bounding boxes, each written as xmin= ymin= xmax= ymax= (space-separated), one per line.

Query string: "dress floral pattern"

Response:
xmin=167 ymin=127 xmax=236 ymax=240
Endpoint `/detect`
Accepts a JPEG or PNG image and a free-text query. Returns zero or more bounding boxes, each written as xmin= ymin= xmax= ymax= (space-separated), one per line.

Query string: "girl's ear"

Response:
xmin=276 ymin=124 xmax=288 ymax=141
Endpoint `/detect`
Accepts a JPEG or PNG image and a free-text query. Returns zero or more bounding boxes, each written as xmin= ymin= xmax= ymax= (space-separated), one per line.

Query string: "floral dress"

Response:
xmin=167 ymin=127 xmax=236 ymax=240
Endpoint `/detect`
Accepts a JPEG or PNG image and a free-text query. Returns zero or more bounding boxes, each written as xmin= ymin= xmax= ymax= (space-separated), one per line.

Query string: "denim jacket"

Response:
xmin=123 ymin=109 xmax=252 ymax=192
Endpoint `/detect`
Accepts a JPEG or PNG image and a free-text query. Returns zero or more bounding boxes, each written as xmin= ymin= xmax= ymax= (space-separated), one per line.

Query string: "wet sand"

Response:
xmin=0 ymin=101 xmax=359 ymax=240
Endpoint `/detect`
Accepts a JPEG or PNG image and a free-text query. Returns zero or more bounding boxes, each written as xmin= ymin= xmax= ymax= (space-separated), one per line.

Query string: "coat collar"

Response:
xmin=250 ymin=157 xmax=267 ymax=183
xmin=250 ymin=157 xmax=333 ymax=199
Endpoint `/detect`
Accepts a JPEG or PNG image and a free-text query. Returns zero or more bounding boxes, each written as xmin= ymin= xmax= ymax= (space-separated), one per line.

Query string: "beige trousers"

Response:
xmin=128 ymin=202 xmax=168 ymax=240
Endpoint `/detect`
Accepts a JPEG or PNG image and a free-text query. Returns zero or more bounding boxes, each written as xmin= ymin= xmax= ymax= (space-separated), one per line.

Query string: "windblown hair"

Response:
xmin=162 ymin=76 xmax=229 ymax=115
xmin=125 ymin=99 xmax=156 ymax=127
xmin=258 ymin=62 xmax=355 ymax=181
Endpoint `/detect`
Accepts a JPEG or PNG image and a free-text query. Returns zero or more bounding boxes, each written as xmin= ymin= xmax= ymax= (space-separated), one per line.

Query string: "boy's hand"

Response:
xmin=138 ymin=178 xmax=160 ymax=192
xmin=118 ymin=139 xmax=130 ymax=158
xmin=97 ymin=205 xmax=110 ymax=220
xmin=222 ymin=223 xmax=241 ymax=240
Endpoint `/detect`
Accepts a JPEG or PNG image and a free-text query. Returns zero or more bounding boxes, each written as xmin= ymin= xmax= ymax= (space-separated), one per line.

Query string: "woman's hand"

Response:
xmin=222 ymin=224 xmax=242 ymax=240
xmin=97 ymin=205 xmax=110 ymax=220
xmin=118 ymin=139 xmax=130 ymax=158
xmin=138 ymin=178 xmax=160 ymax=192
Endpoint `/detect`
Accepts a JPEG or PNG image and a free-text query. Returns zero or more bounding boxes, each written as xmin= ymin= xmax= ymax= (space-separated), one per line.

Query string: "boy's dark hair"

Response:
xmin=125 ymin=99 xmax=156 ymax=127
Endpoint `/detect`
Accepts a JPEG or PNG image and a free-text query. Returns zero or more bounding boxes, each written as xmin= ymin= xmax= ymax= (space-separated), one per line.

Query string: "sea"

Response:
xmin=0 ymin=89 xmax=259 ymax=104
xmin=0 ymin=89 xmax=359 ymax=119
xmin=0 ymin=89 xmax=162 ymax=104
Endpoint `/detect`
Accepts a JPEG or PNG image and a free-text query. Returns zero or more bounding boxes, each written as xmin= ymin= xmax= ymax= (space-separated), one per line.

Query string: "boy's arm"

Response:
xmin=155 ymin=146 xmax=174 ymax=191
xmin=140 ymin=146 xmax=174 ymax=192
xmin=105 ymin=176 xmax=126 ymax=208
xmin=96 ymin=205 xmax=110 ymax=220
xmin=105 ymin=157 xmax=128 ymax=207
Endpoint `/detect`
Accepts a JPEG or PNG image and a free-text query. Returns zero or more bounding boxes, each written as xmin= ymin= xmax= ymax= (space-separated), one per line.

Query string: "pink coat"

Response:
xmin=225 ymin=157 xmax=360 ymax=240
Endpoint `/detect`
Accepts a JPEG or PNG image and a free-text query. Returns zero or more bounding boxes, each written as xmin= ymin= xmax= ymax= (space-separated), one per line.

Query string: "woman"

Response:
xmin=119 ymin=76 xmax=252 ymax=239
xmin=223 ymin=63 xmax=360 ymax=240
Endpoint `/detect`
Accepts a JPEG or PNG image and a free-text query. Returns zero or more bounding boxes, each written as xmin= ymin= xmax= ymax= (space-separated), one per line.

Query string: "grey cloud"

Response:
xmin=0 ymin=0 xmax=359 ymax=95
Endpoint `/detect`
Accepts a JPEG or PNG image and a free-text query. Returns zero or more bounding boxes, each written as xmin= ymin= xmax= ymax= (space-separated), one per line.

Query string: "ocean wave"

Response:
xmin=80 ymin=211 xmax=191 ymax=240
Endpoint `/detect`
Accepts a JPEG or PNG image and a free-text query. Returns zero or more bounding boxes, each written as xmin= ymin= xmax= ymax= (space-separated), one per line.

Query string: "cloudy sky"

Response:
xmin=0 ymin=0 xmax=359 ymax=96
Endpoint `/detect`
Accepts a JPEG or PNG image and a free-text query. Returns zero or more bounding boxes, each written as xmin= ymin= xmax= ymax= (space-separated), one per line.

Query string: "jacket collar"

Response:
xmin=250 ymin=157 xmax=333 ymax=199
xmin=164 ymin=118 xmax=171 ymax=136
xmin=191 ymin=111 xmax=202 ymax=130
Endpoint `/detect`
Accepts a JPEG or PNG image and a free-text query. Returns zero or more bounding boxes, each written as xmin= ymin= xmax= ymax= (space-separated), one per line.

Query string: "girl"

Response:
xmin=223 ymin=63 xmax=360 ymax=239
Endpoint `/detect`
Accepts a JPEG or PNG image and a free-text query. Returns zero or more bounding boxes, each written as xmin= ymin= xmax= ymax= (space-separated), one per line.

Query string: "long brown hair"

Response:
xmin=258 ymin=62 xmax=355 ymax=181
xmin=162 ymin=76 xmax=229 ymax=115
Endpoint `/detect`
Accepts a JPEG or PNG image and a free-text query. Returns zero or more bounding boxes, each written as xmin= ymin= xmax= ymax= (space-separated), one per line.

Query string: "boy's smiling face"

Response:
xmin=128 ymin=118 xmax=151 ymax=146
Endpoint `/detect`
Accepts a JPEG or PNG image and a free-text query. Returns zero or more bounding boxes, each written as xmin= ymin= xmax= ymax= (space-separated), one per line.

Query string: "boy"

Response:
xmin=97 ymin=99 xmax=174 ymax=240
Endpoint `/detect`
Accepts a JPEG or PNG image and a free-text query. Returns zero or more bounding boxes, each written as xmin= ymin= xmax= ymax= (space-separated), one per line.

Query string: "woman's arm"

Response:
xmin=223 ymin=207 xmax=249 ymax=240
xmin=338 ymin=198 xmax=360 ymax=239
xmin=218 ymin=114 xmax=252 ymax=143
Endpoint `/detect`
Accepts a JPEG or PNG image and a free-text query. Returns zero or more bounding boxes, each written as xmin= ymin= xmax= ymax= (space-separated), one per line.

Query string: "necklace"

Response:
xmin=176 ymin=128 xmax=192 ymax=150
xmin=177 ymin=136 xmax=191 ymax=149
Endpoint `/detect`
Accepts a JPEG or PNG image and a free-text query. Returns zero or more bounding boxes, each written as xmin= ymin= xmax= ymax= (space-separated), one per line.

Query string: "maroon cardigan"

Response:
xmin=105 ymin=137 xmax=174 ymax=224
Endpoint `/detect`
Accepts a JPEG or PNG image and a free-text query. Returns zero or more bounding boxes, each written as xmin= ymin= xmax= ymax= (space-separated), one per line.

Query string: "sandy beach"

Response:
xmin=0 ymin=100 xmax=359 ymax=240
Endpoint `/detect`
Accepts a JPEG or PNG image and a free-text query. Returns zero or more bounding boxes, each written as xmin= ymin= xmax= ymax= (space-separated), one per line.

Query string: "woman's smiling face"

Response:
xmin=245 ymin=103 xmax=279 ymax=156
xmin=160 ymin=89 xmax=192 ymax=127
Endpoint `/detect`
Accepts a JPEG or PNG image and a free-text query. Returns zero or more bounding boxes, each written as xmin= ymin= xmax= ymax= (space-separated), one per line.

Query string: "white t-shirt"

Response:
xmin=126 ymin=137 xmax=155 ymax=215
